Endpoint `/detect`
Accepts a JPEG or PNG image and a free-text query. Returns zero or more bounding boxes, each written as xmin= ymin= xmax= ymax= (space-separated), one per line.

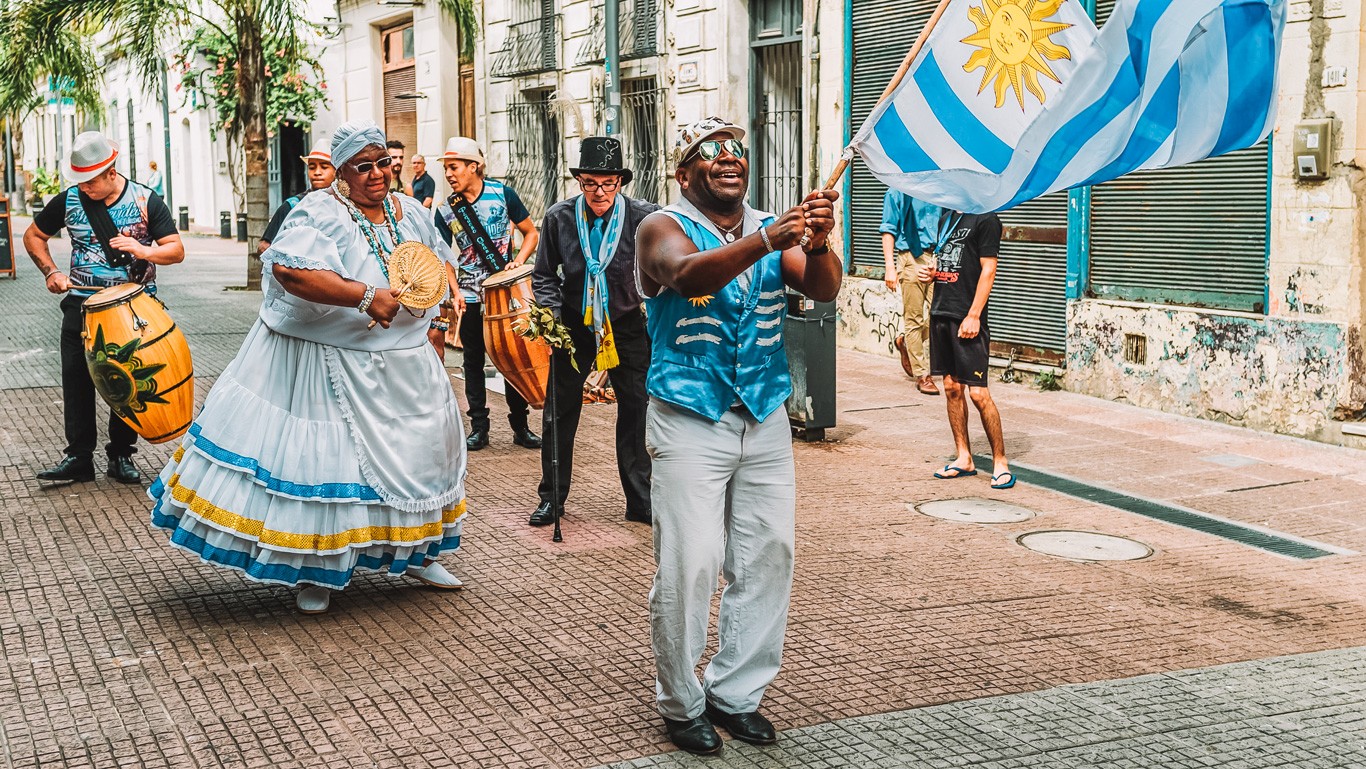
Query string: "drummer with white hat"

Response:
xmin=23 ymin=131 xmax=186 ymax=485
xmin=259 ymin=139 xmax=337 ymax=252
xmin=433 ymin=136 xmax=542 ymax=452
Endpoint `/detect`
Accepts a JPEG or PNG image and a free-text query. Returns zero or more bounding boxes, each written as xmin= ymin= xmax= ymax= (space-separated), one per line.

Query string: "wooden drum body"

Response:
xmin=82 ymin=284 xmax=195 ymax=444
xmin=480 ymin=264 xmax=550 ymax=409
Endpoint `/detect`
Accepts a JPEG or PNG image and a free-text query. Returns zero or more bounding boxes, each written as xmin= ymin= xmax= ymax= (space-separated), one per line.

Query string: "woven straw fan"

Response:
xmin=367 ymin=242 xmax=447 ymax=329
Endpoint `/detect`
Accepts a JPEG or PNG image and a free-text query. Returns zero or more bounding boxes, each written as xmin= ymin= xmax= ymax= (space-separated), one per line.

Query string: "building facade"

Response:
xmin=832 ymin=0 xmax=1366 ymax=446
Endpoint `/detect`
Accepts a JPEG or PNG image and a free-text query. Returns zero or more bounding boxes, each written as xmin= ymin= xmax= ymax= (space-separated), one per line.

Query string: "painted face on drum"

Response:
xmin=340 ymin=145 xmax=394 ymax=208
xmin=678 ymin=130 xmax=748 ymax=209
xmin=306 ymin=159 xmax=335 ymax=191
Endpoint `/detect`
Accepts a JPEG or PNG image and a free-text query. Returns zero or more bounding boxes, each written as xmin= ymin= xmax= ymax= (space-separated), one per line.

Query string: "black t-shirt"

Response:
xmin=930 ymin=212 xmax=1002 ymax=320
xmin=411 ymin=172 xmax=435 ymax=206
xmin=34 ymin=185 xmax=177 ymax=240
xmin=260 ymin=190 xmax=318 ymax=245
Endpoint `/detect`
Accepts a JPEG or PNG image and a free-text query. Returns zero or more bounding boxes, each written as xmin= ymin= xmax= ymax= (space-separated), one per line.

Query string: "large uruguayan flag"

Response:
xmin=851 ymin=0 xmax=1287 ymax=213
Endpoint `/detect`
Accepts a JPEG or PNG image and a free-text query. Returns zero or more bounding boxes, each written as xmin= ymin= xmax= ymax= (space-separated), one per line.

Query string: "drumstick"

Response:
xmin=366 ymin=280 xmax=413 ymax=330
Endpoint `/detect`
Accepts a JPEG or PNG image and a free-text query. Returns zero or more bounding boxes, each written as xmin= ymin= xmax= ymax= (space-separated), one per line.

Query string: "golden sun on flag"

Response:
xmin=962 ymin=0 xmax=1075 ymax=110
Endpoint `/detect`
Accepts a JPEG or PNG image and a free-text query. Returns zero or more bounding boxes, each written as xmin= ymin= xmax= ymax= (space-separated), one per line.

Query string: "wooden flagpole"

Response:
xmin=821 ymin=0 xmax=956 ymax=191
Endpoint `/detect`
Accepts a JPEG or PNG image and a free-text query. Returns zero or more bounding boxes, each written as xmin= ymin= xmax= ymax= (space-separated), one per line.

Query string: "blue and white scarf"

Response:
xmin=575 ymin=194 xmax=626 ymax=369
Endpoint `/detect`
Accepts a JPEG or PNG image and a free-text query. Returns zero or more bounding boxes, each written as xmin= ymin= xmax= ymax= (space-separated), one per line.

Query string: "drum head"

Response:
xmin=83 ymin=283 xmax=145 ymax=312
xmin=482 ymin=263 xmax=535 ymax=288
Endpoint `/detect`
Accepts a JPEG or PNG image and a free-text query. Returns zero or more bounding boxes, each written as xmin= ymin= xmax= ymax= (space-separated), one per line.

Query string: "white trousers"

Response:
xmin=645 ymin=397 xmax=796 ymax=719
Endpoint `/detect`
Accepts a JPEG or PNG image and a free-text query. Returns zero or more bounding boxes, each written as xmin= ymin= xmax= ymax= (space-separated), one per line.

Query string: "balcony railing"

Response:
xmin=575 ymin=0 xmax=660 ymax=66
xmin=491 ymin=16 xmax=562 ymax=78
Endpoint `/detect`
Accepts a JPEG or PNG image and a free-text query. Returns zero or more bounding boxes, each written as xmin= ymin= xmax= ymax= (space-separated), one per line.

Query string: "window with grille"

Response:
xmin=507 ymin=90 xmax=561 ymax=218
xmin=620 ymin=78 xmax=666 ymax=204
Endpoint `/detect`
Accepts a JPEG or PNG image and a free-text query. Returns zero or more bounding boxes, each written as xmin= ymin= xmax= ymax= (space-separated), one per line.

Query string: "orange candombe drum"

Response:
xmin=481 ymin=263 xmax=550 ymax=409
xmin=82 ymin=283 xmax=195 ymax=444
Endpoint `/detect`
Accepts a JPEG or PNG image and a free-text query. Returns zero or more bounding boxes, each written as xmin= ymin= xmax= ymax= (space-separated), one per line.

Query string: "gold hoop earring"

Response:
xmin=335 ymin=179 xmax=351 ymax=197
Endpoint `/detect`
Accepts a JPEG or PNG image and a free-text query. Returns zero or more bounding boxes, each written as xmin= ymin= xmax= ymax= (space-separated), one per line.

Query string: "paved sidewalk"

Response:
xmin=2 ymin=232 xmax=1366 ymax=768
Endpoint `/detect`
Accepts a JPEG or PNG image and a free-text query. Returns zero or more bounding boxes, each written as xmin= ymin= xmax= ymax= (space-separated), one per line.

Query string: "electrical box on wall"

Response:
xmin=1292 ymin=119 xmax=1333 ymax=181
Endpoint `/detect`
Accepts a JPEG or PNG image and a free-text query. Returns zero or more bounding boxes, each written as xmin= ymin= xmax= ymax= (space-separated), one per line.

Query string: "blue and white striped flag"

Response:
xmin=851 ymin=0 xmax=1287 ymax=213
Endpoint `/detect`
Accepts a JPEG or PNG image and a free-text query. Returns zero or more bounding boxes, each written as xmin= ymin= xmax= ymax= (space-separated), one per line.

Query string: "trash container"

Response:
xmin=178 ymin=206 xmax=190 ymax=231
xmin=236 ymin=213 xmax=248 ymax=242
xmin=220 ymin=211 xmax=232 ymax=239
xmin=784 ymin=290 xmax=838 ymax=441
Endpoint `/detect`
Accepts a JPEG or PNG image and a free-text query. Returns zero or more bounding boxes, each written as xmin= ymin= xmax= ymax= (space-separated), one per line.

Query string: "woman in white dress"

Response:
xmin=149 ymin=121 xmax=468 ymax=614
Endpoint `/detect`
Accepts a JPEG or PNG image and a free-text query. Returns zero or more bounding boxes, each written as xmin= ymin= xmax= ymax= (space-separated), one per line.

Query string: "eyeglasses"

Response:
xmin=686 ymin=138 xmax=746 ymax=164
xmin=347 ymin=156 xmax=395 ymax=175
xmin=578 ymin=179 xmax=621 ymax=193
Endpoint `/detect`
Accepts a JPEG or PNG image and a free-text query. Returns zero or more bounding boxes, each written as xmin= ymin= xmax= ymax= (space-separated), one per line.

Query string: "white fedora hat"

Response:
xmin=441 ymin=136 xmax=484 ymax=164
xmin=300 ymin=139 xmax=332 ymax=164
xmin=62 ymin=131 xmax=120 ymax=183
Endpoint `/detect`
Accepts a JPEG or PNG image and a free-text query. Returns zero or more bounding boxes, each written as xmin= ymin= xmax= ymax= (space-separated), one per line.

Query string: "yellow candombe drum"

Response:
xmin=82 ymin=283 xmax=195 ymax=444
xmin=481 ymin=263 xmax=550 ymax=409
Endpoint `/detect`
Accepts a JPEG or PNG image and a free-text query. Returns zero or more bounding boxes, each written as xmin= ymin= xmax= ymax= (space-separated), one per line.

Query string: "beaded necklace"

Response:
xmin=335 ymin=184 xmax=404 ymax=279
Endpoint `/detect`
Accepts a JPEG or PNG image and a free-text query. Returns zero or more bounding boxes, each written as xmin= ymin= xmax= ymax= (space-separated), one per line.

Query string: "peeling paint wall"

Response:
xmin=1067 ymin=301 xmax=1346 ymax=440
xmin=836 ymin=279 xmax=904 ymax=358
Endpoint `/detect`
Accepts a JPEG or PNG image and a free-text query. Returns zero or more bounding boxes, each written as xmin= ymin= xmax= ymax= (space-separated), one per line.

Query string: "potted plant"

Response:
xmin=31 ymin=167 xmax=62 ymax=212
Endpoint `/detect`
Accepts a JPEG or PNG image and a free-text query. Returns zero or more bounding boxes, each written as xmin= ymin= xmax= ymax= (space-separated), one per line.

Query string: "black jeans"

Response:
xmin=60 ymin=294 xmax=139 ymax=459
xmin=458 ymin=301 xmax=530 ymax=433
xmin=538 ymin=309 xmax=651 ymax=515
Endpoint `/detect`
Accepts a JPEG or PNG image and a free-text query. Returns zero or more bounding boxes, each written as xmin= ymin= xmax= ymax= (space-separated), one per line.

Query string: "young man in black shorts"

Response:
xmin=916 ymin=209 xmax=1014 ymax=490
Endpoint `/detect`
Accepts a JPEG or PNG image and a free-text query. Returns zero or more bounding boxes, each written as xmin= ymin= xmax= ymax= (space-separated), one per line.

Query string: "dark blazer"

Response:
xmin=532 ymin=194 xmax=660 ymax=322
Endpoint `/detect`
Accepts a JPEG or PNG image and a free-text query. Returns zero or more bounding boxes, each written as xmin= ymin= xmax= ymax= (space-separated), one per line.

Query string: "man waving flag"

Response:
xmin=850 ymin=0 xmax=1287 ymax=213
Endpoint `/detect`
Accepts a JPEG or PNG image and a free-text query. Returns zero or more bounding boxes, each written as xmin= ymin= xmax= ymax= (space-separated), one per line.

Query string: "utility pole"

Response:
xmin=160 ymin=65 xmax=173 ymax=211
xmin=53 ymin=80 xmax=63 ymax=173
xmin=603 ymin=0 xmax=621 ymax=136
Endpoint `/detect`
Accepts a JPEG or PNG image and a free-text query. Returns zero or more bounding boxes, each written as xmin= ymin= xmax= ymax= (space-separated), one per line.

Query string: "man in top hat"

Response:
xmin=528 ymin=137 xmax=658 ymax=528
xmin=635 ymin=117 xmax=840 ymax=755
xmin=259 ymin=139 xmax=336 ymax=253
xmin=23 ymin=131 xmax=186 ymax=484
xmin=434 ymin=136 xmax=542 ymax=451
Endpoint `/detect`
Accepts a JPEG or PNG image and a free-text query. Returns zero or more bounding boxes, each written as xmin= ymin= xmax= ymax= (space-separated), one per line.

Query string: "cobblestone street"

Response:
xmin=3 ymin=228 xmax=1366 ymax=768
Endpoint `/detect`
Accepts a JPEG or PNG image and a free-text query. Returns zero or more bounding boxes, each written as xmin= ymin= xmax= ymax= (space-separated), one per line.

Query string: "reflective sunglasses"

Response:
xmin=686 ymin=138 xmax=746 ymax=164
xmin=347 ymin=156 xmax=395 ymax=175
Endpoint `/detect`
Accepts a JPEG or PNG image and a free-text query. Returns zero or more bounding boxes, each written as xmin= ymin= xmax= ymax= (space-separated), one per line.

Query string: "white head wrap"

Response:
xmin=331 ymin=120 xmax=387 ymax=168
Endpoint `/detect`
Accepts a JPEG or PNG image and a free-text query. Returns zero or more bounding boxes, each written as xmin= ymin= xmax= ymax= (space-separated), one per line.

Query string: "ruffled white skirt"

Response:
xmin=149 ymin=320 xmax=467 ymax=590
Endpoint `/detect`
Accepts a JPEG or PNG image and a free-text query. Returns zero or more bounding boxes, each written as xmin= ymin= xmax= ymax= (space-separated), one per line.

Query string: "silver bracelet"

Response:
xmin=357 ymin=284 xmax=377 ymax=314
xmin=758 ymin=225 xmax=775 ymax=252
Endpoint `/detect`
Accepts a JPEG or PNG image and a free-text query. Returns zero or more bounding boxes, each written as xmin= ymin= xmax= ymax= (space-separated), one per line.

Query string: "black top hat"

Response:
xmin=570 ymin=136 xmax=633 ymax=184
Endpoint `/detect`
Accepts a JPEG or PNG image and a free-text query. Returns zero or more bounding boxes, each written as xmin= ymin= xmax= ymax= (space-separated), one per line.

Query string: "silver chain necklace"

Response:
xmin=707 ymin=215 xmax=743 ymax=243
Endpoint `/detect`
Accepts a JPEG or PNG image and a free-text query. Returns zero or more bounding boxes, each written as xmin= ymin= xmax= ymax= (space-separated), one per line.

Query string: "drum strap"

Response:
xmin=79 ymin=180 xmax=153 ymax=283
xmin=446 ymin=193 xmax=509 ymax=276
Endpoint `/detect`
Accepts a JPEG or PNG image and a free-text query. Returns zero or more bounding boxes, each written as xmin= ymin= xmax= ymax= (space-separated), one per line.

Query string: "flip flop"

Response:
xmin=934 ymin=465 xmax=978 ymax=479
xmin=991 ymin=472 xmax=1016 ymax=490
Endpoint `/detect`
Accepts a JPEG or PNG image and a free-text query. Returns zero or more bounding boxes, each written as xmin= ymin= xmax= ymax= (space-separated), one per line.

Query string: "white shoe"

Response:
xmin=296 ymin=585 xmax=331 ymax=614
xmin=407 ymin=561 xmax=464 ymax=590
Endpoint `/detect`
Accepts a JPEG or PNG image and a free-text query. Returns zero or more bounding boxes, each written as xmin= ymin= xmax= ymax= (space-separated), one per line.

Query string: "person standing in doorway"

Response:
xmin=434 ymin=136 xmax=542 ymax=452
xmin=881 ymin=189 xmax=941 ymax=395
xmin=919 ymin=209 xmax=1014 ymax=490
xmin=410 ymin=154 xmax=436 ymax=208
xmin=635 ymin=117 xmax=841 ymax=755
xmin=529 ymin=137 xmax=657 ymax=528
xmin=23 ymin=132 xmax=185 ymax=484
xmin=258 ymin=139 xmax=336 ymax=253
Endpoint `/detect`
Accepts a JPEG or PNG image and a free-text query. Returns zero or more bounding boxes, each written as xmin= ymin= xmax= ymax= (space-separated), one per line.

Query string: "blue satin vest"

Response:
xmin=644 ymin=208 xmax=791 ymax=423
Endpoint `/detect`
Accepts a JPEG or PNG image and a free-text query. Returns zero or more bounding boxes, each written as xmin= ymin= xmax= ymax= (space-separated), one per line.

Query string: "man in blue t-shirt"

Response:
xmin=880 ymin=189 xmax=942 ymax=394
xmin=23 ymin=132 xmax=185 ymax=484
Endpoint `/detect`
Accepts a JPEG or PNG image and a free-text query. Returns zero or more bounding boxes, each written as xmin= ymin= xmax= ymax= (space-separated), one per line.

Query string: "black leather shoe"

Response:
xmin=466 ymin=430 xmax=489 ymax=451
xmin=511 ymin=427 xmax=542 ymax=449
xmin=662 ymin=715 xmax=722 ymax=756
xmin=107 ymin=455 xmax=142 ymax=484
xmin=36 ymin=455 xmax=95 ymax=483
xmin=625 ymin=509 xmax=653 ymax=525
xmin=705 ymin=704 xmax=777 ymax=745
xmin=529 ymin=501 xmax=560 ymax=527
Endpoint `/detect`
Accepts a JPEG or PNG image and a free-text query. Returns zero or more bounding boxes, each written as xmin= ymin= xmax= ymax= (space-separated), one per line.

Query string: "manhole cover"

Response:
xmin=1017 ymin=530 xmax=1153 ymax=561
xmin=915 ymin=498 xmax=1037 ymax=524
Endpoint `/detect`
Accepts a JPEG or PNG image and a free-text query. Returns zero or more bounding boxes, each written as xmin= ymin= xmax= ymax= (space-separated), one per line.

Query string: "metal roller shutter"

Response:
xmin=849 ymin=0 xmax=938 ymax=274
